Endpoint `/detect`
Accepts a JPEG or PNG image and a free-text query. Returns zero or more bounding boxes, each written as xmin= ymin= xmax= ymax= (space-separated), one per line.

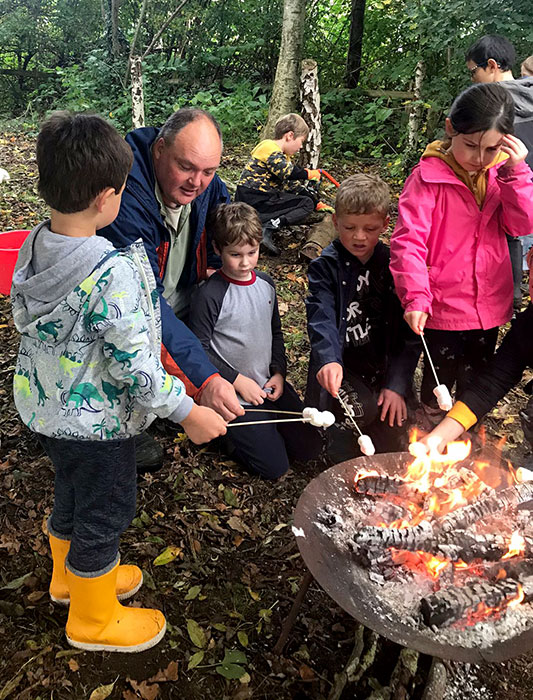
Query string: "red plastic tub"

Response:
xmin=0 ymin=230 xmax=30 ymax=295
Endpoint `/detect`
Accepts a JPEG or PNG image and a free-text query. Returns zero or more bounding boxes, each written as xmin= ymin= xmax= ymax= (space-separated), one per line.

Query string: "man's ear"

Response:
xmin=381 ymin=215 xmax=390 ymax=232
xmin=285 ymin=131 xmax=295 ymax=142
xmin=152 ymin=137 xmax=165 ymax=161
xmin=486 ymin=58 xmax=500 ymax=72
xmin=94 ymin=187 xmax=116 ymax=213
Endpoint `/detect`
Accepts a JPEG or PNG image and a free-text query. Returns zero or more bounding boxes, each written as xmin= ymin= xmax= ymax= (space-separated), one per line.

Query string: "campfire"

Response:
xmin=293 ymin=440 xmax=533 ymax=662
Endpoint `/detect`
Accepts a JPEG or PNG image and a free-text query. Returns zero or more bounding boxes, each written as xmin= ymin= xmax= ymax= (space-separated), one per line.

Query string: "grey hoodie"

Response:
xmin=11 ymin=221 xmax=193 ymax=440
xmin=503 ymin=77 xmax=533 ymax=169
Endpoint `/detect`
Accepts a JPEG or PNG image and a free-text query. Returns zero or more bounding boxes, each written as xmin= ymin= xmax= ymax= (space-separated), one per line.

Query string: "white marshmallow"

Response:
xmin=409 ymin=441 xmax=428 ymax=458
xmin=0 ymin=168 xmax=10 ymax=183
xmin=302 ymin=407 xmax=316 ymax=420
xmin=358 ymin=434 xmax=375 ymax=456
xmin=321 ymin=411 xmax=335 ymax=428
xmin=433 ymin=384 xmax=453 ymax=411
xmin=516 ymin=467 xmax=533 ymax=483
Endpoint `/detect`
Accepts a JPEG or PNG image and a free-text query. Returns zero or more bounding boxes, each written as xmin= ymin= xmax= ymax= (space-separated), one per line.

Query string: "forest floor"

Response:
xmin=1 ymin=127 xmax=533 ymax=700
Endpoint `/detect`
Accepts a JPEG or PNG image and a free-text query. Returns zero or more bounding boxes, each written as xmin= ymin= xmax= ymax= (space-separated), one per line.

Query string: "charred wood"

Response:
xmin=420 ymin=579 xmax=520 ymax=628
xmin=351 ymin=519 xmax=434 ymax=549
xmin=439 ymin=482 xmax=533 ymax=532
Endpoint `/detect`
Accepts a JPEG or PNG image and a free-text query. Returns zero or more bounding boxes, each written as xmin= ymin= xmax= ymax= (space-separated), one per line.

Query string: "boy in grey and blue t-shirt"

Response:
xmin=189 ymin=202 xmax=322 ymax=478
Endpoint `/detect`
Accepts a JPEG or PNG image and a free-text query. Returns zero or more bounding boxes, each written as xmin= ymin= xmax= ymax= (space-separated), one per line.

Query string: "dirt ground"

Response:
xmin=1 ymin=128 xmax=533 ymax=699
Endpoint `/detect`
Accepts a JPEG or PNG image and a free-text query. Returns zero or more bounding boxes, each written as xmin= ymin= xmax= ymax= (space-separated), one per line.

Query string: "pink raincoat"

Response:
xmin=390 ymin=158 xmax=533 ymax=331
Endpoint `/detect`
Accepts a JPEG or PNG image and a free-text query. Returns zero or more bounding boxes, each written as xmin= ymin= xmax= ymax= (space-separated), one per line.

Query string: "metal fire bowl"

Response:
xmin=294 ymin=453 xmax=533 ymax=663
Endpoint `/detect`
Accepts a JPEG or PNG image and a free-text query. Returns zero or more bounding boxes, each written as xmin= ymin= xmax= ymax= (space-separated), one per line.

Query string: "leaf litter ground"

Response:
xmin=1 ymin=129 xmax=533 ymax=699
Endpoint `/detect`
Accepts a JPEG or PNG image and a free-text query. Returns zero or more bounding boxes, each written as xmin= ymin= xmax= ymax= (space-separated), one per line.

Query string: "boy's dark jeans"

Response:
xmin=38 ymin=435 xmax=137 ymax=576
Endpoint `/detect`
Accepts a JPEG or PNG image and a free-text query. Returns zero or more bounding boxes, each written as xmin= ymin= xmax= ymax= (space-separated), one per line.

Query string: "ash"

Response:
xmin=314 ymin=488 xmax=533 ymax=649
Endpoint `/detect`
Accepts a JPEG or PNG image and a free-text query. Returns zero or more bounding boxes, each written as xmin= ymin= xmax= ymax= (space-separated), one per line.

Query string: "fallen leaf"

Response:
xmin=299 ymin=663 xmax=316 ymax=681
xmin=237 ymin=630 xmax=249 ymax=647
xmin=187 ymin=650 xmax=204 ymax=669
xmin=89 ymin=682 xmax=116 ymax=700
xmin=153 ymin=546 xmax=182 ymax=566
xmin=184 ymin=585 xmax=201 ymax=600
xmin=227 ymin=516 xmax=245 ymax=533
xmin=187 ymin=619 xmax=207 ymax=648
xmin=68 ymin=658 xmax=80 ymax=672
xmin=0 ymin=572 xmax=32 ymax=591
xmin=233 ymin=535 xmax=243 ymax=547
xmin=149 ymin=661 xmax=178 ymax=682
xmin=128 ymin=679 xmax=160 ymax=700
xmin=247 ymin=587 xmax=260 ymax=601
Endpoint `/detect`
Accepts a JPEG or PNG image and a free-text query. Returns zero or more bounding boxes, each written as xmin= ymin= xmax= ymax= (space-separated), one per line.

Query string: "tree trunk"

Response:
xmin=109 ymin=0 xmax=121 ymax=59
xmin=131 ymin=56 xmax=145 ymax=129
xmin=345 ymin=0 xmax=366 ymax=88
xmin=406 ymin=59 xmax=426 ymax=154
xmin=262 ymin=0 xmax=307 ymax=139
xmin=299 ymin=59 xmax=321 ymax=168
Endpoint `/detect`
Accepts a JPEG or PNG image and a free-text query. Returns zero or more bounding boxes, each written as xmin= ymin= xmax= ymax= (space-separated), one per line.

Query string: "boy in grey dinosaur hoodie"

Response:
xmin=11 ymin=112 xmax=227 ymax=653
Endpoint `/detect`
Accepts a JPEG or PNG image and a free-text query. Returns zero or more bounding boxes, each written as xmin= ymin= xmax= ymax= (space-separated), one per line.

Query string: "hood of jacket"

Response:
xmin=503 ymin=77 xmax=533 ymax=120
xmin=12 ymin=221 xmax=115 ymax=323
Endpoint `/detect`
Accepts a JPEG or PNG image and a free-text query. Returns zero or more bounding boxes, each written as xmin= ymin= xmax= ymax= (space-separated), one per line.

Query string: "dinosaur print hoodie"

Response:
xmin=11 ymin=221 xmax=193 ymax=440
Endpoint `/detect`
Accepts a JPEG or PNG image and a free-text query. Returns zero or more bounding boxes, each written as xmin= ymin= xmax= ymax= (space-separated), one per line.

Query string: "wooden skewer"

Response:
xmin=228 ymin=418 xmax=309 ymax=428
xmin=336 ymin=392 xmax=363 ymax=437
xmin=420 ymin=331 xmax=441 ymax=387
xmin=243 ymin=408 xmax=303 ymax=416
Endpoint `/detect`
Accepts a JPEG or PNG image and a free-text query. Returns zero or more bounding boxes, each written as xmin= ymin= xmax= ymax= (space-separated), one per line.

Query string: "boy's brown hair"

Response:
xmin=274 ymin=113 xmax=309 ymax=140
xmin=212 ymin=202 xmax=263 ymax=249
xmin=335 ymin=173 xmax=390 ymax=218
xmin=37 ymin=111 xmax=133 ymax=214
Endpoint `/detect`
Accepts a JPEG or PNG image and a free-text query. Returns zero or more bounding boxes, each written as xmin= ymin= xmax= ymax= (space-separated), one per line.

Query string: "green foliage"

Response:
xmin=2 ymin=0 xmax=533 ymax=169
xmin=322 ymin=89 xmax=402 ymax=158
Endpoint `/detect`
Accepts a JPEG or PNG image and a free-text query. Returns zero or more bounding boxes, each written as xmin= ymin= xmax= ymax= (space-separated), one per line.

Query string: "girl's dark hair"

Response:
xmin=448 ymin=83 xmax=515 ymax=136
xmin=37 ymin=111 xmax=133 ymax=213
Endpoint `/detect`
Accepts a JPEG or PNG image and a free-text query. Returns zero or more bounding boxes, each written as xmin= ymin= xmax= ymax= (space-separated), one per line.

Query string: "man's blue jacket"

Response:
xmin=99 ymin=126 xmax=230 ymax=396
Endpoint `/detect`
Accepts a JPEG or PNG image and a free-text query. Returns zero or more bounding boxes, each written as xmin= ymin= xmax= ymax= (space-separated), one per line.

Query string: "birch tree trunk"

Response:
xmin=299 ymin=59 xmax=321 ymax=168
xmin=262 ymin=0 xmax=307 ymax=139
xmin=131 ymin=56 xmax=145 ymax=129
xmin=406 ymin=59 xmax=426 ymax=153
xmin=345 ymin=0 xmax=366 ymax=88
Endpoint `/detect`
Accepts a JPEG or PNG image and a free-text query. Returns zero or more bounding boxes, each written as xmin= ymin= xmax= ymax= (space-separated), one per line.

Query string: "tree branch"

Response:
xmin=142 ymin=0 xmax=189 ymax=60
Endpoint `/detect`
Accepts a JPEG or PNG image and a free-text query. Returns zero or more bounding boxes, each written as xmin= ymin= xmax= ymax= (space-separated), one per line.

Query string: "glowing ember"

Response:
xmin=349 ymin=434 xmax=532 ymax=627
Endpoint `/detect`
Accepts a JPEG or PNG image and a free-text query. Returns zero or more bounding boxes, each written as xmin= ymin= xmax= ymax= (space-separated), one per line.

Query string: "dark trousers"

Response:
xmin=235 ymin=185 xmax=315 ymax=226
xmin=227 ymin=382 xmax=323 ymax=479
xmin=420 ymin=327 xmax=499 ymax=408
xmin=39 ymin=435 xmax=137 ymax=575
xmin=328 ymin=371 xmax=407 ymax=463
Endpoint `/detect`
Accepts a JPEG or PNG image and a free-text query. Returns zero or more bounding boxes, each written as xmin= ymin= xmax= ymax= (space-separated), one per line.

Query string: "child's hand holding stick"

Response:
xmin=181 ymin=403 xmax=227 ymax=444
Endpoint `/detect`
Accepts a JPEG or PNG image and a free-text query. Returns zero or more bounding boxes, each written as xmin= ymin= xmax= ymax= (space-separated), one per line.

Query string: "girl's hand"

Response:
xmin=377 ymin=389 xmax=407 ymax=427
xmin=501 ymin=134 xmax=528 ymax=168
xmin=234 ymin=374 xmax=266 ymax=405
xmin=404 ymin=310 xmax=428 ymax=335
xmin=264 ymin=373 xmax=284 ymax=401
xmin=317 ymin=362 xmax=343 ymax=398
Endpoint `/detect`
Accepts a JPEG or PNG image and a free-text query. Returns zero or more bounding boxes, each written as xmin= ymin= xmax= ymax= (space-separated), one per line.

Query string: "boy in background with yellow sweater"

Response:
xmin=235 ymin=113 xmax=332 ymax=255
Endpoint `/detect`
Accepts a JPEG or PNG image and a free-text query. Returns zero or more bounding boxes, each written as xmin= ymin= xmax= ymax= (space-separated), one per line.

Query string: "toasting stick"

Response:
xmin=228 ymin=408 xmax=336 ymax=429
xmin=336 ymin=392 xmax=375 ymax=456
xmin=419 ymin=332 xmax=453 ymax=411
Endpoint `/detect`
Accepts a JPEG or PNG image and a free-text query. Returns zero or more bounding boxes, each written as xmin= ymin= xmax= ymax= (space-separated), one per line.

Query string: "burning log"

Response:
xmin=352 ymin=519 xmax=434 ymax=549
xmin=420 ymin=579 xmax=521 ymax=628
xmin=439 ymin=482 xmax=533 ymax=533
xmin=355 ymin=473 xmax=416 ymax=497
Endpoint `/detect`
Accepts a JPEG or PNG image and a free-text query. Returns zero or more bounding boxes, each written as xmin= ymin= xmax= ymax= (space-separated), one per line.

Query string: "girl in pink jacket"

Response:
xmin=390 ymin=82 xmax=533 ymax=421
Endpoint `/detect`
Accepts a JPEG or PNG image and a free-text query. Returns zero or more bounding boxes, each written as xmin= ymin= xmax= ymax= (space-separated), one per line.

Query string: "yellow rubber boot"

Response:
xmin=65 ymin=564 xmax=166 ymax=652
xmin=49 ymin=534 xmax=143 ymax=605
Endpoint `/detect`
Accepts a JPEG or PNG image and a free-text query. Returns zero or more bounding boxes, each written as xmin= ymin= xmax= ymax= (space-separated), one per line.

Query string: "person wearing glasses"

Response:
xmin=466 ymin=35 xmax=533 ymax=314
